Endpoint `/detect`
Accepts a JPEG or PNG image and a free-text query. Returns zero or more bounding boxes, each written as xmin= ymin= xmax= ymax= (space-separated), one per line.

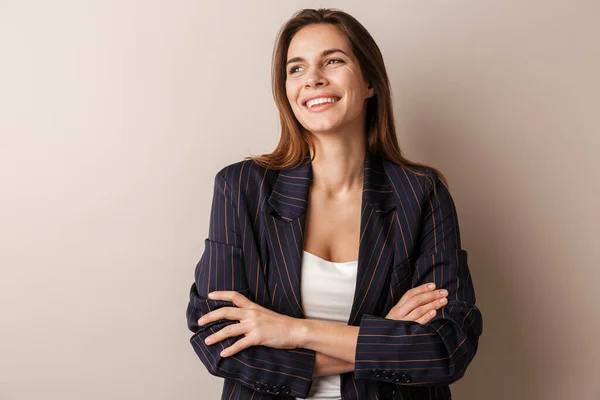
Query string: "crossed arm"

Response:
xmin=186 ymin=170 xmax=482 ymax=396
xmin=313 ymin=349 xmax=355 ymax=377
xmin=200 ymin=280 xmax=450 ymax=377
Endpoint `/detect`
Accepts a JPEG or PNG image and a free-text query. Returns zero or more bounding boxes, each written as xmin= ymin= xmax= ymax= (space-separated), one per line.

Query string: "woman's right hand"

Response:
xmin=385 ymin=283 xmax=448 ymax=325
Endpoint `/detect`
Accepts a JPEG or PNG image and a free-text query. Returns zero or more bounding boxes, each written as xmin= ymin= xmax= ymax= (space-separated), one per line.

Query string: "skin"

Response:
xmin=200 ymin=283 xmax=448 ymax=361
xmin=287 ymin=23 xmax=370 ymax=264
xmin=198 ymin=23 xmax=449 ymax=376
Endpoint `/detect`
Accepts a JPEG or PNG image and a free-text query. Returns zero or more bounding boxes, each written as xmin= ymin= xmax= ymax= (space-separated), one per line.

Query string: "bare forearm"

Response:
xmin=313 ymin=352 xmax=354 ymax=377
xmin=294 ymin=319 xmax=359 ymax=364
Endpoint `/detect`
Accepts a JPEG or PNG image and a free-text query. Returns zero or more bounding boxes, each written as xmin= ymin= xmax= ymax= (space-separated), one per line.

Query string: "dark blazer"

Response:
xmin=186 ymin=150 xmax=483 ymax=400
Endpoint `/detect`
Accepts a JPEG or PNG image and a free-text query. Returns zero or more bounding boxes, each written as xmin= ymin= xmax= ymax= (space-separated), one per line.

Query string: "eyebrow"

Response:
xmin=286 ymin=48 xmax=349 ymax=66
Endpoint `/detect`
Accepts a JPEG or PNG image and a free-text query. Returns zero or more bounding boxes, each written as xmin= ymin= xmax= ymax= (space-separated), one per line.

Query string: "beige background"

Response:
xmin=1 ymin=1 xmax=598 ymax=399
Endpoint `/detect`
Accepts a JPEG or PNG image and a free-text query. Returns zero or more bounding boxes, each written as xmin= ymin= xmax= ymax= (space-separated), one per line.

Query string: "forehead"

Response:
xmin=287 ymin=23 xmax=352 ymax=58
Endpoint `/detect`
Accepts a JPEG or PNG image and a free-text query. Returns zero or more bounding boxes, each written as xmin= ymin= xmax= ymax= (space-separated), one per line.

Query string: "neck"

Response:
xmin=308 ymin=135 xmax=366 ymax=197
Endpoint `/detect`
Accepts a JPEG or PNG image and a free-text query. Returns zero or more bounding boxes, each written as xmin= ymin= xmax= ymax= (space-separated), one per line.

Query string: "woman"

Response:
xmin=186 ymin=8 xmax=483 ymax=400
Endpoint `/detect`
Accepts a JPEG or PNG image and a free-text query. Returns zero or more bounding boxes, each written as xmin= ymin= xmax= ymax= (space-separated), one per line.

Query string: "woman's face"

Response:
xmin=285 ymin=23 xmax=374 ymax=135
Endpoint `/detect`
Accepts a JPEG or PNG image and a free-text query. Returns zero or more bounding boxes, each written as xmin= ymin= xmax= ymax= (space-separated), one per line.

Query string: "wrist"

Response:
xmin=292 ymin=318 xmax=310 ymax=348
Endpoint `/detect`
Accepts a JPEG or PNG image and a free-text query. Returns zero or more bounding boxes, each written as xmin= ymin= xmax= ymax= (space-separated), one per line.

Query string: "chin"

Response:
xmin=303 ymin=119 xmax=343 ymax=133
xmin=304 ymin=125 xmax=339 ymax=134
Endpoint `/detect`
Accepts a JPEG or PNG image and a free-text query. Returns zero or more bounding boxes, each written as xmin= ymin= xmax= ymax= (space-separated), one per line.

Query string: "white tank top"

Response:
xmin=294 ymin=250 xmax=358 ymax=400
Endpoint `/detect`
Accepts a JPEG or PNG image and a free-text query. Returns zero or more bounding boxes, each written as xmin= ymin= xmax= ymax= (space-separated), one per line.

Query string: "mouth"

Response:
xmin=303 ymin=96 xmax=342 ymax=111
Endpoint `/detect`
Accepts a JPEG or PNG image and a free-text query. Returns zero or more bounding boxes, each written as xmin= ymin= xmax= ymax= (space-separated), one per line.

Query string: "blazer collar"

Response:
xmin=268 ymin=150 xmax=397 ymax=222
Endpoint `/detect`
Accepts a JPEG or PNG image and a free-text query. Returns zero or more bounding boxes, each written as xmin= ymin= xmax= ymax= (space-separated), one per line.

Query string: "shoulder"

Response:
xmin=212 ymin=157 xmax=279 ymax=205
xmin=382 ymin=159 xmax=442 ymax=199
xmin=215 ymin=157 xmax=277 ymax=185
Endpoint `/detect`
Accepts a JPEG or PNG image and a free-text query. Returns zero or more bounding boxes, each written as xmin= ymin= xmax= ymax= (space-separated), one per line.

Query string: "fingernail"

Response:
xmin=440 ymin=290 xmax=448 ymax=296
xmin=439 ymin=297 xmax=448 ymax=304
xmin=428 ymin=283 xmax=435 ymax=290
xmin=198 ymin=318 xmax=204 ymax=325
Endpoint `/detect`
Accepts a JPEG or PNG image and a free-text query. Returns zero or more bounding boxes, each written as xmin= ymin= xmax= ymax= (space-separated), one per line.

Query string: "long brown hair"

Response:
xmin=245 ymin=8 xmax=448 ymax=187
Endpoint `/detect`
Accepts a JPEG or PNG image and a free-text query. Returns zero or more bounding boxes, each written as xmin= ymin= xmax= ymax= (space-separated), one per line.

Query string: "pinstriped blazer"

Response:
xmin=186 ymin=150 xmax=483 ymax=400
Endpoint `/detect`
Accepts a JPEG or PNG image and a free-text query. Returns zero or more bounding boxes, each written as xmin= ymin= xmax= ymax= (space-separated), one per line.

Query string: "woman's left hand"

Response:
xmin=198 ymin=291 xmax=304 ymax=357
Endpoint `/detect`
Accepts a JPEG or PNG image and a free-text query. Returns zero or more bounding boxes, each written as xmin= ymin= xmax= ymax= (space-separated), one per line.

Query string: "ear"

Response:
xmin=366 ymin=83 xmax=375 ymax=99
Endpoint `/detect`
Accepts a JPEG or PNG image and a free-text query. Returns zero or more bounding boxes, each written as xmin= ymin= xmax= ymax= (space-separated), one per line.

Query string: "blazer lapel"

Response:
xmin=347 ymin=152 xmax=397 ymax=326
xmin=264 ymin=152 xmax=312 ymax=319
xmin=264 ymin=151 xmax=398 ymax=324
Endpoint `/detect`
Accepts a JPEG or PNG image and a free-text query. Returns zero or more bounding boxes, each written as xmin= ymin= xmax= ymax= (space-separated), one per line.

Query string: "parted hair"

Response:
xmin=246 ymin=8 xmax=448 ymax=187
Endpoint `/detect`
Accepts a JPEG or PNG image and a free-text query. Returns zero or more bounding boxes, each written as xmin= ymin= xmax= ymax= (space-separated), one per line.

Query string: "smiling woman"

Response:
xmin=186 ymin=8 xmax=482 ymax=400
xmin=284 ymin=24 xmax=375 ymax=137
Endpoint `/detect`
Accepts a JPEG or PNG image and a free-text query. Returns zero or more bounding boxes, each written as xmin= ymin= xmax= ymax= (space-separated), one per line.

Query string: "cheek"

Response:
xmin=329 ymin=74 xmax=358 ymax=103
xmin=285 ymin=84 xmax=303 ymax=118
xmin=285 ymin=81 xmax=296 ymax=103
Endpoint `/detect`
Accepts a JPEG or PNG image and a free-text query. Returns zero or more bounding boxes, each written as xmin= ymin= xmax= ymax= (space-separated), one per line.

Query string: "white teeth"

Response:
xmin=306 ymin=97 xmax=338 ymax=108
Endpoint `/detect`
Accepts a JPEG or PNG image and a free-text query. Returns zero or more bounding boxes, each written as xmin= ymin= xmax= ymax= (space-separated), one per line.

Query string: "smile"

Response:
xmin=303 ymin=96 xmax=341 ymax=112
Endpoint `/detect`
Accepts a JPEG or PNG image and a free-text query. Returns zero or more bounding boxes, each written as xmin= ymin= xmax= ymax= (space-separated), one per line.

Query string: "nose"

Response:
xmin=304 ymin=69 xmax=327 ymax=89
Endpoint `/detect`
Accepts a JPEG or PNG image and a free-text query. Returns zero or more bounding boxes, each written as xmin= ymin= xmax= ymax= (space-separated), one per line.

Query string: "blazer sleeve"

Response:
xmin=186 ymin=171 xmax=316 ymax=398
xmin=353 ymin=169 xmax=483 ymax=386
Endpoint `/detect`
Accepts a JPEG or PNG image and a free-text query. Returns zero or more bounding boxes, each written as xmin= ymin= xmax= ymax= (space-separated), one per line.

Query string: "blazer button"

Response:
xmin=254 ymin=381 xmax=263 ymax=391
xmin=401 ymin=373 xmax=412 ymax=383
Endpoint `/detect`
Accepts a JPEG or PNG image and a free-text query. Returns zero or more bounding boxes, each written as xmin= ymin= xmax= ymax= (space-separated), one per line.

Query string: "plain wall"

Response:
xmin=1 ymin=1 xmax=598 ymax=399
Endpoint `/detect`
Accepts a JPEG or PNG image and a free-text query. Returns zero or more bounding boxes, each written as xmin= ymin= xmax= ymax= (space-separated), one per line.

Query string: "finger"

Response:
xmin=208 ymin=291 xmax=252 ymax=307
xmin=405 ymin=296 xmax=447 ymax=321
xmin=405 ymin=291 xmax=448 ymax=318
xmin=391 ymin=288 xmax=443 ymax=318
xmin=205 ymin=322 xmax=247 ymax=346
xmin=415 ymin=309 xmax=436 ymax=325
xmin=220 ymin=336 xmax=254 ymax=358
xmin=388 ymin=283 xmax=433 ymax=314
xmin=406 ymin=289 xmax=448 ymax=312
xmin=400 ymin=282 xmax=437 ymax=304
xmin=198 ymin=307 xmax=245 ymax=326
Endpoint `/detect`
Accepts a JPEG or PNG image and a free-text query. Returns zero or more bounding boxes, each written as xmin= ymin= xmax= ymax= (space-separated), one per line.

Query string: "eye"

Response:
xmin=287 ymin=58 xmax=344 ymax=75
xmin=327 ymin=58 xmax=344 ymax=65
xmin=288 ymin=65 xmax=302 ymax=75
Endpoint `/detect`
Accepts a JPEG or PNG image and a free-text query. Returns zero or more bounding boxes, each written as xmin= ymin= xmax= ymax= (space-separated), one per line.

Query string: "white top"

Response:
xmin=294 ymin=250 xmax=358 ymax=400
